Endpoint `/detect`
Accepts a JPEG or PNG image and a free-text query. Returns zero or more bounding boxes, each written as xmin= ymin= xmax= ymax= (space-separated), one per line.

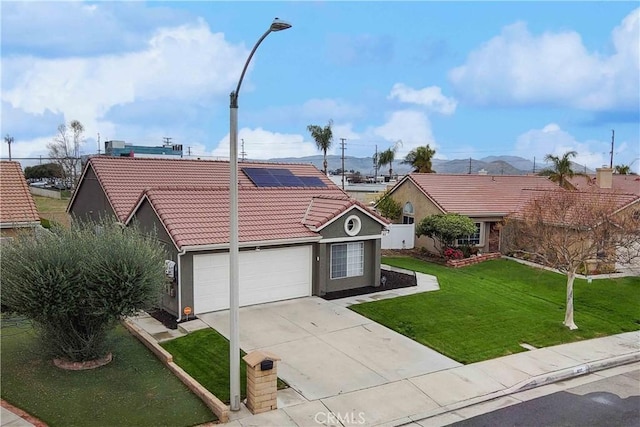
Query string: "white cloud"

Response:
xmin=388 ymin=83 xmax=457 ymax=115
xmin=211 ymin=128 xmax=317 ymax=160
xmin=515 ymin=123 xmax=609 ymax=170
xmin=372 ymin=110 xmax=436 ymax=157
xmin=449 ymin=8 xmax=640 ymax=111
xmin=2 ymin=19 xmax=248 ymax=153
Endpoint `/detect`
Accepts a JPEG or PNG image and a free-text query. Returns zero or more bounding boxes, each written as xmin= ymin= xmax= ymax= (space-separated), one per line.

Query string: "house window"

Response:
xmin=403 ymin=202 xmax=414 ymax=224
xmin=331 ymin=242 xmax=364 ymax=279
xmin=457 ymin=223 xmax=481 ymax=246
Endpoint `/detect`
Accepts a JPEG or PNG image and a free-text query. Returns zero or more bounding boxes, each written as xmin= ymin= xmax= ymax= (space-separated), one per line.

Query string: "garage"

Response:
xmin=192 ymin=245 xmax=313 ymax=314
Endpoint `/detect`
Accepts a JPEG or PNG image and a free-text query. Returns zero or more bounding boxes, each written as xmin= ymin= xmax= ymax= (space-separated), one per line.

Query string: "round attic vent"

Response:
xmin=344 ymin=214 xmax=362 ymax=236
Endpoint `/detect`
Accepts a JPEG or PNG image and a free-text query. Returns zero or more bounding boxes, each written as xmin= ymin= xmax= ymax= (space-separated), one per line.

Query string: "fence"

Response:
xmin=381 ymin=223 xmax=415 ymax=249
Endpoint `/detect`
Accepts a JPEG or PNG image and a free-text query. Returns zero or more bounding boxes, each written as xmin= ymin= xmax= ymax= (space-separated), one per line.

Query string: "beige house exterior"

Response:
xmin=383 ymin=173 xmax=559 ymax=254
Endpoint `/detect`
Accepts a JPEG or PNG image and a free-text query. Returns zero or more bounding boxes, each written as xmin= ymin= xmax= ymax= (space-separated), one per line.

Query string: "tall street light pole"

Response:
xmin=228 ymin=17 xmax=291 ymax=411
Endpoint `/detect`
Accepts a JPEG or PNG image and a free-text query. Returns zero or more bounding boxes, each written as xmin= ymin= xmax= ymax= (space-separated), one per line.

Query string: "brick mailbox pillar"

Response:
xmin=242 ymin=350 xmax=281 ymax=414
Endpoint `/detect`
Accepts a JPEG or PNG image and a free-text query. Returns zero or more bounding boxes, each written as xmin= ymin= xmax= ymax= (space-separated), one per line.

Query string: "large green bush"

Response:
xmin=2 ymin=221 xmax=166 ymax=362
xmin=416 ymin=213 xmax=476 ymax=256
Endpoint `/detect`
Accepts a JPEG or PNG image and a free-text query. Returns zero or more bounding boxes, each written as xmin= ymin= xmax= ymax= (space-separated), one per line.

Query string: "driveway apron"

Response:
xmin=197 ymin=296 xmax=460 ymax=401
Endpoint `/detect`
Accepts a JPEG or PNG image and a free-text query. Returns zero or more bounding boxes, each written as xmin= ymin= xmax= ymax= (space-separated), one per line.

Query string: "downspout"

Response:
xmin=176 ymin=249 xmax=186 ymax=322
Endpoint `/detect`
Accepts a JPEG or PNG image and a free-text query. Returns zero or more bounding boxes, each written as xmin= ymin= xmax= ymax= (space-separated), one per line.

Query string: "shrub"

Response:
xmin=443 ymin=247 xmax=464 ymax=260
xmin=1 ymin=220 xmax=166 ymax=362
xmin=375 ymin=190 xmax=402 ymax=221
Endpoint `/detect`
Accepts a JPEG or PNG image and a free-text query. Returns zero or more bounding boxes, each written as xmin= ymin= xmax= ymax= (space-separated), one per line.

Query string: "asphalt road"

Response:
xmin=451 ymin=369 xmax=640 ymax=427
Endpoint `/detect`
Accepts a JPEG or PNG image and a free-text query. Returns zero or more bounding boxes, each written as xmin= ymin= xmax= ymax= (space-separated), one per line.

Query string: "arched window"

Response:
xmin=403 ymin=202 xmax=414 ymax=224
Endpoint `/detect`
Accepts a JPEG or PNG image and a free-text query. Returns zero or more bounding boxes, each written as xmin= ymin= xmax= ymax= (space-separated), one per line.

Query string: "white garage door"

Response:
xmin=192 ymin=246 xmax=312 ymax=314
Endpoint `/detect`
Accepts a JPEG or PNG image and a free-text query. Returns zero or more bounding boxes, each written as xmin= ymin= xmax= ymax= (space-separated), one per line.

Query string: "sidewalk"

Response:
xmin=223 ymin=331 xmax=639 ymax=427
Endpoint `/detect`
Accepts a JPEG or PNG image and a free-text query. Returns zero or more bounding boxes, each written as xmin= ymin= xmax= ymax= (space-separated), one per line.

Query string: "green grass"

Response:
xmin=350 ymin=258 xmax=640 ymax=364
xmin=160 ymin=329 xmax=287 ymax=404
xmin=1 ymin=320 xmax=215 ymax=427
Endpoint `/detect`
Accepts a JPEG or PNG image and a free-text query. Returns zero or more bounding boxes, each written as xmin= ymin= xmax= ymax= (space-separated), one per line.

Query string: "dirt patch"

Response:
xmin=53 ymin=353 xmax=112 ymax=370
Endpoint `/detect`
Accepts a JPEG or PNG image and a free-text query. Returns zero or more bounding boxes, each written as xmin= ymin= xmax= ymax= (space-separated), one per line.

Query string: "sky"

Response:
xmin=1 ymin=1 xmax=639 ymax=173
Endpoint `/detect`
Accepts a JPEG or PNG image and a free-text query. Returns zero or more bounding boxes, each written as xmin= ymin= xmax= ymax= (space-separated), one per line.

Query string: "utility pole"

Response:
xmin=532 ymin=156 xmax=536 ymax=174
xmin=610 ymin=129 xmax=615 ymax=169
xmin=240 ymin=139 xmax=247 ymax=162
xmin=97 ymin=133 xmax=101 ymax=155
xmin=468 ymin=157 xmax=472 ymax=174
xmin=4 ymin=135 xmax=13 ymax=161
xmin=340 ymin=138 xmax=346 ymax=190
xmin=187 ymin=146 xmax=192 ymax=156
xmin=163 ymin=136 xmax=172 ymax=146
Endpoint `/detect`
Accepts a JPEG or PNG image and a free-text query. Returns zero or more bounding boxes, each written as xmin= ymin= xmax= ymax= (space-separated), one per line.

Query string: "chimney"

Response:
xmin=595 ymin=167 xmax=613 ymax=189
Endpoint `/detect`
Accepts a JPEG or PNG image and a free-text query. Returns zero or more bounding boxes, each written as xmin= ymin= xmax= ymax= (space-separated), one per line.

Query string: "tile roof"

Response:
xmin=566 ymin=174 xmax=640 ymax=196
xmin=131 ymin=186 xmax=356 ymax=249
xmin=0 ymin=161 xmax=40 ymax=226
xmin=303 ymin=196 xmax=390 ymax=230
xmin=74 ymin=156 xmax=337 ymax=222
xmin=403 ymin=173 xmax=560 ymax=216
xmin=510 ymin=189 xmax=639 ymax=225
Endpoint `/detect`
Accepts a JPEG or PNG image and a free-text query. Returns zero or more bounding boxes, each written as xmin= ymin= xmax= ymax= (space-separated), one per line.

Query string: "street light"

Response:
xmin=228 ymin=17 xmax=291 ymax=411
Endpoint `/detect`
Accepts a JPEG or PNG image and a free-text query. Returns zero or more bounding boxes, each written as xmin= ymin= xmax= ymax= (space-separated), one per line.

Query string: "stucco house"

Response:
xmin=0 ymin=161 xmax=41 ymax=240
xmin=383 ymin=173 xmax=558 ymax=253
xmin=68 ymin=157 xmax=388 ymax=320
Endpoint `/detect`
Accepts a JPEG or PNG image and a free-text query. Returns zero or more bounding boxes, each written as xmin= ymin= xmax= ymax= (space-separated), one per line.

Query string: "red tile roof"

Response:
xmin=566 ymin=174 xmax=640 ymax=196
xmin=511 ymin=188 xmax=639 ymax=225
xmin=131 ymin=186 xmax=359 ymax=249
xmin=73 ymin=156 xmax=337 ymax=222
xmin=0 ymin=161 xmax=40 ymax=227
xmin=402 ymin=173 xmax=560 ymax=216
xmin=303 ymin=196 xmax=389 ymax=230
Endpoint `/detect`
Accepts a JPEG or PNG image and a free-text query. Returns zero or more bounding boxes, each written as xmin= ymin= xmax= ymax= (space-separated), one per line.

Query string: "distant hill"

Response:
xmin=262 ymin=154 xmax=594 ymax=176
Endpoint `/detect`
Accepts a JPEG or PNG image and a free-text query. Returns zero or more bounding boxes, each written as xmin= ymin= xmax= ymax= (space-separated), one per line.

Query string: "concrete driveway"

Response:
xmin=198 ymin=296 xmax=460 ymax=401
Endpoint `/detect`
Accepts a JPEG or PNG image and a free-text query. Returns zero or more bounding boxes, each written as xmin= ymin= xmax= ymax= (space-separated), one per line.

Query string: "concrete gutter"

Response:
xmin=403 ymin=350 xmax=640 ymax=426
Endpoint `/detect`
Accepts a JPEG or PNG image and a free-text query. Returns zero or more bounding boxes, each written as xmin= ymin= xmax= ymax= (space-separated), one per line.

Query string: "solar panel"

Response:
xmin=278 ymin=175 xmax=305 ymax=187
xmin=242 ymin=168 xmax=282 ymax=187
xmin=299 ymin=176 xmax=327 ymax=187
xmin=242 ymin=168 xmax=327 ymax=188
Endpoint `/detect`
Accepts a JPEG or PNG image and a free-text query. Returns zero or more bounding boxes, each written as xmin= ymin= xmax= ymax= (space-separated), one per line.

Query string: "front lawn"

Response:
xmin=350 ymin=258 xmax=640 ymax=364
xmin=1 ymin=320 xmax=215 ymax=427
xmin=160 ymin=328 xmax=287 ymax=404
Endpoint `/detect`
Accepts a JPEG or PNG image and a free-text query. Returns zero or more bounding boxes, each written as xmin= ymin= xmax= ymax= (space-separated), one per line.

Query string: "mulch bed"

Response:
xmin=322 ymin=268 xmax=417 ymax=300
xmin=148 ymin=309 xmax=179 ymax=330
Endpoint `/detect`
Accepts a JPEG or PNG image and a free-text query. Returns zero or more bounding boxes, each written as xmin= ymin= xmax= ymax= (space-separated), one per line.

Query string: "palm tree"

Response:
xmin=614 ymin=164 xmax=631 ymax=175
xmin=377 ymin=140 xmax=402 ymax=178
xmin=539 ymin=151 xmax=586 ymax=190
xmin=307 ymin=120 xmax=333 ymax=175
xmin=402 ymin=145 xmax=436 ymax=173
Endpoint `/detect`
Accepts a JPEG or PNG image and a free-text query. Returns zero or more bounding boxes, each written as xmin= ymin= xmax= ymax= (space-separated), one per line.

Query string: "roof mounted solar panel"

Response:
xmin=242 ymin=168 xmax=282 ymax=187
xmin=277 ymin=175 xmax=305 ymax=187
xmin=299 ymin=176 xmax=327 ymax=187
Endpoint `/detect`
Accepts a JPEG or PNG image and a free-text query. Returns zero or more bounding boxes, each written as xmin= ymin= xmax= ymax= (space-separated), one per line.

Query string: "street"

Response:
xmin=450 ymin=367 xmax=639 ymax=427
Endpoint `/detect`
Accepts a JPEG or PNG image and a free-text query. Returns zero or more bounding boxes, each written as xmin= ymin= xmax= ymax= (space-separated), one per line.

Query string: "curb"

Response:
xmin=403 ymin=351 xmax=640 ymax=426
xmin=122 ymin=319 xmax=230 ymax=423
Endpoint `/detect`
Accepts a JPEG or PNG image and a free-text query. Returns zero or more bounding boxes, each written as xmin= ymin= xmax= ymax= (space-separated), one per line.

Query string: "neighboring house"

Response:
xmin=69 ymin=157 xmax=388 ymax=319
xmin=0 ymin=161 xmax=41 ymax=239
xmin=383 ymin=173 xmax=558 ymax=253
xmin=566 ymin=167 xmax=640 ymax=196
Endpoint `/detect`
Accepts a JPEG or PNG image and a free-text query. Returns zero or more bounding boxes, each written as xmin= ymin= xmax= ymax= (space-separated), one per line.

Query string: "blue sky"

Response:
xmin=2 ymin=1 xmax=639 ymax=172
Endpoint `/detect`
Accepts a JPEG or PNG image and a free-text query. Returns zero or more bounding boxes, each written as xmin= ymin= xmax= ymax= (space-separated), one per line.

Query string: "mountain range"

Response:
xmin=265 ymin=155 xmax=595 ymax=176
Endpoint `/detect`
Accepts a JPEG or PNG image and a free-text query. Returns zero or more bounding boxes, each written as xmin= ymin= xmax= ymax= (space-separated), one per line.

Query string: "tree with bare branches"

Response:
xmin=503 ymin=188 xmax=640 ymax=330
xmin=47 ymin=120 xmax=85 ymax=189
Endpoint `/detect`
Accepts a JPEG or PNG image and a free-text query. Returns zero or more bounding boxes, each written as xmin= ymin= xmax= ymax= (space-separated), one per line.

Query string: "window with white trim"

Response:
xmin=331 ymin=242 xmax=364 ymax=279
xmin=403 ymin=202 xmax=414 ymax=224
xmin=457 ymin=223 xmax=481 ymax=246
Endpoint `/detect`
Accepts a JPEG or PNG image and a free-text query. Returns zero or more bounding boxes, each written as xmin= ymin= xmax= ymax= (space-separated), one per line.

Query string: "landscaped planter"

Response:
xmin=446 ymin=252 xmax=501 ymax=268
